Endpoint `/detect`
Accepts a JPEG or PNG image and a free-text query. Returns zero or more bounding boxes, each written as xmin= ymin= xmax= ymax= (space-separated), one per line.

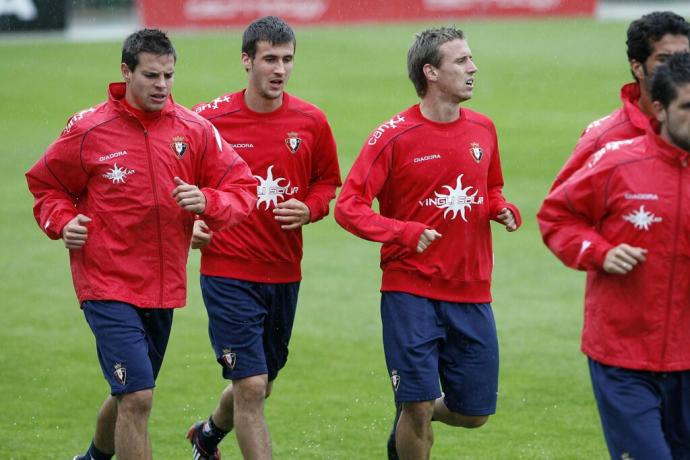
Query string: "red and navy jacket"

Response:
xmin=194 ymin=90 xmax=341 ymax=283
xmin=335 ymin=104 xmax=521 ymax=303
xmin=550 ymin=83 xmax=651 ymax=191
xmin=538 ymin=127 xmax=690 ymax=371
xmin=26 ymin=82 xmax=257 ymax=308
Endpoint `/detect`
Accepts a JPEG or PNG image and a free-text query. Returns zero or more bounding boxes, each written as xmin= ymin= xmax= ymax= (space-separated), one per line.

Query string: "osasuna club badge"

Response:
xmin=469 ymin=142 xmax=483 ymax=163
xmin=285 ymin=131 xmax=301 ymax=154
xmin=171 ymin=135 xmax=188 ymax=159
xmin=113 ymin=363 xmax=127 ymax=385
xmin=391 ymin=370 xmax=400 ymax=392
xmin=222 ymin=349 xmax=237 ymax=369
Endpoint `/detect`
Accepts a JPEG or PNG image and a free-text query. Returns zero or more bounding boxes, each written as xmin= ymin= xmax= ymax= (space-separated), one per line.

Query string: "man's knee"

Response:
xmin=447 ymin=413 xmax=489 ymax=429
xmin=402 ymin=401 xmax=435 ymax=427
xmin=233 ymin=375 xmax=269 ymax=406
xmin=117 ymin=389 xmax=153 ymax=417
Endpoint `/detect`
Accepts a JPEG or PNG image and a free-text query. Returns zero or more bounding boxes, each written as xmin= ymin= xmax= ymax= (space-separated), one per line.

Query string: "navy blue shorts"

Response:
xmin=381 ymin=292 xmax=499 ymax=416
xmin=200 ymin=275 xmax=299 ymax=382
xmin=589 ymin=358 xmax=690 ymax=460
xmin=82 ymin=300 xmax=173 ymax=395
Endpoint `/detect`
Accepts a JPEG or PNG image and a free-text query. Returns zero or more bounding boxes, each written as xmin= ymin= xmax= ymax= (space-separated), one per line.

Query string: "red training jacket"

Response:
xmin=26 ymin=83 xmax=257 ymax=308
xmin=550 ymin=83 xmax=651 ymax=191
xmin=537 ymin=128 xmax=690 ymax=371
xmin=335 ymin=104 xmax=521 ymax=303
xmin=194 ymin=91 xmax=341 ymax=282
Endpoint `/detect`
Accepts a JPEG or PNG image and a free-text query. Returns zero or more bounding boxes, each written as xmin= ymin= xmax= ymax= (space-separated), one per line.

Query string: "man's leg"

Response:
xmin=396 ymin=401 xmax=434 ymax=460
xmin=432 ymin=397 xmax=488 ymax=428
xmin=114 ymin=389 xmax=154 ymax=460
xmin=74 ymin=396 xmax=117 ymax=460
xmin=232 ymin=374 xmax=271 ymax=460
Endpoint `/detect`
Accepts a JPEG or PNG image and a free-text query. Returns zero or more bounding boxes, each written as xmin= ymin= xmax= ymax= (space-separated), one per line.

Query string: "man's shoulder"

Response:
xmin=364 ymin=106 xmax=423 ymax=149
xmin=60 ymin=101 xmax=112 ymax=136
xmin=583 ymin=136 xmax=646 ymax=171
xmin=461 ymin=107 xmax=495 ymax=129
xmin=580 ymin=106 xmax=635 ymax=143
xmin=285 ymin=93 xmax=329 ymax=123
xmin=193 ymin=92 xmax=241 ymax=119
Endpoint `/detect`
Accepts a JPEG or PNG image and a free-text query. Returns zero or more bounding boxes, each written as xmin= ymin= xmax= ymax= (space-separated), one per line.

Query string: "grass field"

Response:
xmin=0 ymin=18 xmax=633 ymax=459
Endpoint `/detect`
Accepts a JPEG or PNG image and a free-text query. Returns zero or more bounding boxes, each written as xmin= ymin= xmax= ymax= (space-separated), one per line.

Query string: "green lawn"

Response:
xmin=0 ymin=18 xmax=631 ymax=458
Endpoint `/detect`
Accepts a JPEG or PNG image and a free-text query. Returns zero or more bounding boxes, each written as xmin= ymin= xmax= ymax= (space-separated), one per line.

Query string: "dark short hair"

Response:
xmin=651 ymin=52 xmax=690 ymax=108
xmin=626 ymin=11 xmax=690 ymax=73
xmin=242 ymin=16 xmax=296 ymax=59
xmin=122 ymin=29 xmax=176 ymax=72
xmin=407 ymin=27 xmax=465 ymax=98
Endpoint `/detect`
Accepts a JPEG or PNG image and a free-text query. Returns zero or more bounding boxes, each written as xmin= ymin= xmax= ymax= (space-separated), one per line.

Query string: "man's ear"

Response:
xmin=241 ymin=52 xmax=252 ymax=73
xmin=652 ymin=100 xmax=667 ymax=124
xmin=121 ymin=62 xmax=131 ymax=83
xmin=423 ymin=63 xmax=438 ymax=82
xmin=630 ymin=59 xmax=645 ymax=82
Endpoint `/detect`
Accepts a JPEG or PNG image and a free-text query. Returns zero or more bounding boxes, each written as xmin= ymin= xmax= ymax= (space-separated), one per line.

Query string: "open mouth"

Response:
xmin=151 ymin=94 xmax=167 ymax=103
xmin=466 ymin=78 xmax=474 ymax=87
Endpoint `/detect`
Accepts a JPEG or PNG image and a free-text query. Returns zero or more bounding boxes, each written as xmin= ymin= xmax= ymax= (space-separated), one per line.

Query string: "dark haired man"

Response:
xmin=187 ymin=16 xmax=341 ymax=460
xmin=538 ymin=52 xmax=690 ymax=459
xmin=335 ymin=27 xmax=520 ymax=460
xmin=25 ymin=28 xmax=257 ymax=460
xmin=550 ymin=11 xmax=689 ymax=190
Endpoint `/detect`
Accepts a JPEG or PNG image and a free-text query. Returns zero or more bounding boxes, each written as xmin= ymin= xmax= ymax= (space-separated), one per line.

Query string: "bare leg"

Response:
xmin=114 ymin=389 xmax=154 ymax=460
xmin=432 ymin=397 xmax=489 ymax=428
xmin=231 ymin=375 xmax=271 ymax=460
xmin=92 ymin=395 xmax=117 ymax=454
xmin=396 ymin=401 xmax=434 ymax=460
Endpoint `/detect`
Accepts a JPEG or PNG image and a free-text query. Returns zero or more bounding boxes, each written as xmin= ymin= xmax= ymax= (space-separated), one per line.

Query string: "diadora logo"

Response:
xmin=584 ymin=114 xmax=612 ymax=134
xmin=103 ymin=163 xmax=135 ymax=184
xmin=587 ymin=139 xmax=635 ymax=168
xmin=231 ymin=143 xmax=254 ymax=149
xmin=99 ymin=150 xmax=128 ymax=162
xmin=254 ymin=165 xmax=299 ymax=210
xmin=368 ymin=115 xmax=406 ymax=145
xmin=194 ymin=95 xmax=232 ymax=113
xmin=414 ymin=154 xmax=442 ymax=164
xmin=624 ymin=193 xmax=659 ymax=201
xmin=419 ymin=174 xmax=484 ymax=221
xmin=623 ymin=205 xmax=662 ymax=231
xmin=63 ymin=107 xmax=96 ymax=134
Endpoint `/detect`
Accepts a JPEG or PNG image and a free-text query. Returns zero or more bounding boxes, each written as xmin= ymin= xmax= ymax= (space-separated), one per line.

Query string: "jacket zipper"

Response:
xmin=661 ymin=160 xmax=685 ymax=365
xmin=143 ymin=128 xmax=165 ymax=306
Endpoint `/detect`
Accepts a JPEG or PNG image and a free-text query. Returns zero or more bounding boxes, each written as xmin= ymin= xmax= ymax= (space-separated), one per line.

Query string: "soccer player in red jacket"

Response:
xmin=335 ymin=27 xmax=520 ymax=460
xmin=538 ymin=52 xmax=690 ymax=460
xmin=186 ymin=16 xmax=341 ymax=460
xmin=550 ymin=11 xmax=689 ymax=192
xmin=25 ymin=30 xmax=256 ymax=460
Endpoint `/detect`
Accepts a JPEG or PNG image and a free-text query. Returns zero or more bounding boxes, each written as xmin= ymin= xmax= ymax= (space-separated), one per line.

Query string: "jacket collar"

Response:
xmin=107 ymin=82 xmax=175 ymax=120
xmin=647 ymin=122 xmax=690 ymax=167
xmin=620 ymin=82 xmax=652 ymax=131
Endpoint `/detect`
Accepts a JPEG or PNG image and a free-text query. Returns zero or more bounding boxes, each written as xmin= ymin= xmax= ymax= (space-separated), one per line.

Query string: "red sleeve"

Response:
xmin=198 ymin=124 xmax=257 ymax=231
xmin=486 ymin=125 xmax=522 ymax=229
xmin=334 ymin=139 xmax=426 ymax=251
xmin=303 ymin=118 xmax=342 ymax=223
xmin=537 ymin=164 xmax=615 ymax=271
xmin=25 ymin=127 xmax=88 ymax=240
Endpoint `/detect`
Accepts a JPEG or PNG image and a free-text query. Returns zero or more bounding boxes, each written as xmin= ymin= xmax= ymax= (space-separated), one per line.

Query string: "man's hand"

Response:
xmin=603 ymin=243 xmax=647 ymax=275
xmin=191 ymin=220 xmax=213 ymax=249
xmin=273 ymin=199 xmax=310 ymax=230
xmin=172 ymin=177 xmax=206 ymax=214
xmin=417 ymin=228 xmax=442 ymax=253
xmin=62 ymin=214 xmax=91 ymax=249
xmin=496 ymin=208 xmax=517 ymax=232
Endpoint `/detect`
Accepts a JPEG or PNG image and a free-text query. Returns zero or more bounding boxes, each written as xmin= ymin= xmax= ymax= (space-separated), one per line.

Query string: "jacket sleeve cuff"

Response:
xmin=400 ymin=221 xmax=427 ymax=250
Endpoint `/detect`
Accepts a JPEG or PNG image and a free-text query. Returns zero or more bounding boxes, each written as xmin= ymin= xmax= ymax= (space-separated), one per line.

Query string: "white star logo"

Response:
xmin=103 ymin=163 xmax=135 ymax=184
xmin=434 ymin=174 xmax=483 ymax=221
xmin=254 ymin=165 xmax=296 ymax=210
xmin=622 ymin=205 xmax=662 ymax=231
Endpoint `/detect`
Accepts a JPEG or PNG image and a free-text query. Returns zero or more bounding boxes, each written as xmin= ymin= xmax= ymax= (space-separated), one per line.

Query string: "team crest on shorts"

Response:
xmin=113 ymin=363 xmax=127 ymax=385
xmin=469 ymin=142 xmax=483 ymax=163
xmin=171 ymin=136 xmax=188 ymax=159
xmin=285 ymin=132 xmax=301 ymax=154
xmin=222 ymin=349 xmax=237 ymax=369
xmin=391 ymin=370 xmax=400 ymax=392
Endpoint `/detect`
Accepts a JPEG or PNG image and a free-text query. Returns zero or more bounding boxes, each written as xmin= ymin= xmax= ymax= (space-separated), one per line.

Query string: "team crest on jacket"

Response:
xmin=285 ymin=132 xmax=301 ymax=154
xmin=469 ymin=142 xmax=483 ymax=163
xmin=222 ymin=349 xmax=237 ymax=369
xmin=113 ymin=363 xmax=127 ymax=385
xmin=171 ymin=135 xmax=188 ymax=159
